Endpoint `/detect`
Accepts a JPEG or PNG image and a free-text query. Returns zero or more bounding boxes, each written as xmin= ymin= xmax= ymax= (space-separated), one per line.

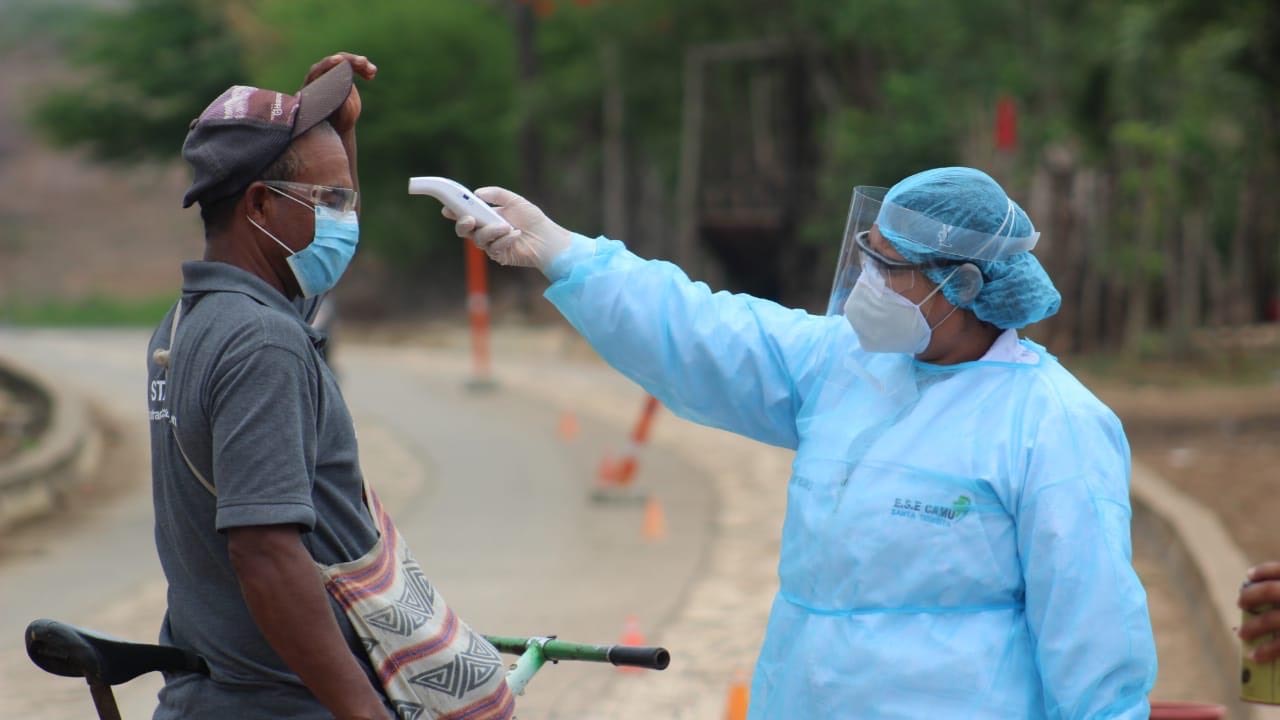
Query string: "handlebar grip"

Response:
xmin=606 ymin=645 xmax=670 ymax=670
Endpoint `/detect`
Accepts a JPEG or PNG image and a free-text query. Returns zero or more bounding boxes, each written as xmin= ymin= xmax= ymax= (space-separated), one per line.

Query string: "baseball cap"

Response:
xmin=181 ymin=60 xmax=353 ymax=208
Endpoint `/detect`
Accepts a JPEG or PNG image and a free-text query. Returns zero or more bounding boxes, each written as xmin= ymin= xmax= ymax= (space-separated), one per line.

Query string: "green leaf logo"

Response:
xmin=952 ymin=495 xmax=972 ymax=520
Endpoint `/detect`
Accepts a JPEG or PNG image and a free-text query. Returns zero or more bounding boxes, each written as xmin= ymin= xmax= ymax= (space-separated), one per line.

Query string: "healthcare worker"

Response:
xmin=450 ymin=167 xmax=1157 ymax=718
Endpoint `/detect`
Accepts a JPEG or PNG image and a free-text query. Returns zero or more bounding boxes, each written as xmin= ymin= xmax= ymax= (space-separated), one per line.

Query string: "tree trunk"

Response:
xmin=1169 ymin=206 xmax=1207 ymax=357
xmin=676 ymin=49 xmax=706 ymax=273
xmin=1227 ymin=175 xmax=1258 ymax=325
xmin=1075 ymin=169 xmax=1104 ymax=353
xmin=1122 ymin=180 xmax=1157 ymax=359
xmin=513 ymin=1 xmax=544 ymax=309
xmin=1045 ymin=146 xmax=1078 ymax=352
xmin=514 ymin=2 xmax=543 ymax=199
xmin=1203 ymin=219 xmax=1228 ymax=327
xmin=600 ymin=42 xmax=627 ymax=241
xmin=636 ymin=160 xmax=670 ymax=260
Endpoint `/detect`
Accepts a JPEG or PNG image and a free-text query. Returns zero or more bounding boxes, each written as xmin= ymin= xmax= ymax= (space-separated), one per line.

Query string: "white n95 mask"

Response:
xmin=844 ymin=262 xmax=957 ymax=355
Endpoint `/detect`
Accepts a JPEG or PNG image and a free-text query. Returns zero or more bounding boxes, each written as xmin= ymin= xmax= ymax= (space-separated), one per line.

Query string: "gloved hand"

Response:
xmin=444 ymin=187 xmax=572 ymax=272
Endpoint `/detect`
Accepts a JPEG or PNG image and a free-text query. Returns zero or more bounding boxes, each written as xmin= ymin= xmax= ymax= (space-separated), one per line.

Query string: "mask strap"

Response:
xmin=916 ymin=264 xmax=961 ymax=307
xmin=928 ymin=302 xmax=962 ymax=333
xmin=246 ymin=215 xmax=295 ymax=256
xmin=919 ymin=264 xmax=964 ymax=331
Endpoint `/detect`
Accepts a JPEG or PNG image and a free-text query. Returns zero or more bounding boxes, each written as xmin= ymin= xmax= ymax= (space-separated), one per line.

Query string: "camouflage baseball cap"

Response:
xmin=181 ymin=60 xmax=352 ymax=208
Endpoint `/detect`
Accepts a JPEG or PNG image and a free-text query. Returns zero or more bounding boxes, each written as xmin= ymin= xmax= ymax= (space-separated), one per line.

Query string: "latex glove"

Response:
xmin=444 ymin=187 xmax=571 ymax=271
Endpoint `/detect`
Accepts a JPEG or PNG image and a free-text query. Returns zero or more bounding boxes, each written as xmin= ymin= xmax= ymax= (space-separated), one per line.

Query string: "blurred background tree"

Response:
xmin=31 ymin=0 xmax=245 ymax=162
xmin=17 ymin=0 xmax=1280 ymax=356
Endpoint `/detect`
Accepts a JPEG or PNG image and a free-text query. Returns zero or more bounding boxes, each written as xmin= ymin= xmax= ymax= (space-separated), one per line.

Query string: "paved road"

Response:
xmin=0 ymin=328 xmax=713 ymax=719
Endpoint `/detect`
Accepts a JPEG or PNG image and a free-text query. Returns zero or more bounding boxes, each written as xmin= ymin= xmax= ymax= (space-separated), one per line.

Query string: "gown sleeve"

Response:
xmin=543 ymin=234 xmax=839 ymax=450
xmin=1015 ymin=398 xmax=1158 ymax=719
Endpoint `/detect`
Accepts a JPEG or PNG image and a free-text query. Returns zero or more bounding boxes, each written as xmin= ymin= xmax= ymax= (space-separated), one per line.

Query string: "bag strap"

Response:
xmin=172 ymin=417 xmax=217 ymax=497
xmin=155 ymin=299 xmax=217 ymax=498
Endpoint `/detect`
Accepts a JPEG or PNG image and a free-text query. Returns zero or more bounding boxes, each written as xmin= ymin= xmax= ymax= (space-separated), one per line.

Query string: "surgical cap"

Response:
xmin=878 ymin=167 xmax=1061 ymax=330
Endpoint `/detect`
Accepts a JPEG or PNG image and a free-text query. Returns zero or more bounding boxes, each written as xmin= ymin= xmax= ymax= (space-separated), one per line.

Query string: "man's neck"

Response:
xmin=204 ymin=234 xmax=290 ymax=298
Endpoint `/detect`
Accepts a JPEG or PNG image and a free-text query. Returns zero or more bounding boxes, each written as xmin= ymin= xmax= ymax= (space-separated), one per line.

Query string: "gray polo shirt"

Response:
xmin=146 ymin=261 xmax=386 ymax=718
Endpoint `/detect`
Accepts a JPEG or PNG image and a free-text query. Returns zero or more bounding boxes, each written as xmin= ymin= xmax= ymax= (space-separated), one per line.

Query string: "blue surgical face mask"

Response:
xmin=248 ymin=186 xmax=360 ymax=298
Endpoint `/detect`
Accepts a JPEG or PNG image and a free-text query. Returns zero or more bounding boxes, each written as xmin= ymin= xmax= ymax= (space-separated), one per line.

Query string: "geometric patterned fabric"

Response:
xmin=320 ymin=486 xmax=514 ymax=720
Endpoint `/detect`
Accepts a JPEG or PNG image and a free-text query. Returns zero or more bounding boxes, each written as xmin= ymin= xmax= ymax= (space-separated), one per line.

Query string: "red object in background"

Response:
xmin=995 ymin=95 xmax=1018 ymax=152
xmin=520 ymin=0 xmax=592 ymax=13
xmin=1265 ymin=294 xmax=1279 ymax=322
xmin=1148 ymin=701 xmax=1226 ymax=719
xmin=464 ymin=240 xmax=492 ymax=385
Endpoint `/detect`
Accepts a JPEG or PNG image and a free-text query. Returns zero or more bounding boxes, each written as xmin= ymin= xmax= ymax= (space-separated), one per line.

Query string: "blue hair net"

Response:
xmin=879 ymin=167 xmax=1061 ymax=329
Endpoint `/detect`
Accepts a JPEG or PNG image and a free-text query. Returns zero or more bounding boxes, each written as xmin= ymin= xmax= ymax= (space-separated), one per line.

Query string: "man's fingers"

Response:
xmin=475 ymin=187 xmax=524 ymax=207
xmin=348 ymin=54 xmax=377 ymax=80
xmin=1240 ymin=608 xmax=1280 ymax=640
xmin=306 ymin=52 xmax=376 ymax=84
xmin=306 ymin=54 xmax=344 ymax=84
xmin=1249 ymin=562 xmax=1280 ymax=583
xmin=441 ymin=206 xmax=458 ymax=221
xmin=1240 ymin=579 xmax=1280 ymax=610
xmin=1252 ymin=636 xmax=1280 ymax=663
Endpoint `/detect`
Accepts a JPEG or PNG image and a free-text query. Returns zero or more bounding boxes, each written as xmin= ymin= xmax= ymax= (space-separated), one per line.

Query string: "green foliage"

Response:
xmin=30 ymin=0 xmax=245 ymax=163
xmin=29 ymin=0 xmax=520 ymax=265
xmin=22 ymin=0 xmax=1280 ymax=335
xmin=2 ymin=294 xmax=176 ymax=327
xmin=232 ymin=1 xmax=520 ymax=265
xmin=528 ymin=0 xmax=797 ymax=225
xmin=796 ymin=0 xmax=1029 ymax=248
xmin=0 ymin=1 xmax=86 ymax=52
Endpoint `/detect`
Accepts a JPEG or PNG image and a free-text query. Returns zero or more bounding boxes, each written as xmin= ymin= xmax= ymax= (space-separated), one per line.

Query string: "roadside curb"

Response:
xmin=0 ymin=354 xmax=93 ymax=531
xmin=1131 ymin=461 xmax=1262 ymax=719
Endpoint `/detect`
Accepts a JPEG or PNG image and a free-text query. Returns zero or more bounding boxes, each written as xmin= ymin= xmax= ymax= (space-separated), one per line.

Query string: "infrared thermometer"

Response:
xmin=408 ymin=176 xmax=508 ymax=229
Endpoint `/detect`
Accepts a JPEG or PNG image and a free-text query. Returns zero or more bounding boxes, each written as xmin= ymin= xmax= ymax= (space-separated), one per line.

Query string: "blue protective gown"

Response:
xmin=545 ymin=236 xmax=1157 ymax=719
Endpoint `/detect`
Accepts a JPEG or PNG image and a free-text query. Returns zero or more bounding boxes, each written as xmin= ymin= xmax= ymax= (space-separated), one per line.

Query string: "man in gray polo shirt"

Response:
xmin=145 ymin=53 xmax=393 ymax=719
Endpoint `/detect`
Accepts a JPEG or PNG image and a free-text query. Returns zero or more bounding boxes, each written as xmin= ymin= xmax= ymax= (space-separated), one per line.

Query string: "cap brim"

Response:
xmin=292 ymin=60 xmax=353 ymax=138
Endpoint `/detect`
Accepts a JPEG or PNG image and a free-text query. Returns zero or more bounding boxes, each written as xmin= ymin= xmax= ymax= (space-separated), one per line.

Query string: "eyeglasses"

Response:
xmin=262 ymin=181 xmax=358 ymax=213
xmin=854 ymin=230 xmax=963 ymax=291
xmin=855 ymin=230 xmax=964 ymax=270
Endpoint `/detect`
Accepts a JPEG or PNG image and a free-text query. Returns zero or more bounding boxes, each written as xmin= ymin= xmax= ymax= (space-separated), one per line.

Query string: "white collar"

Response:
xmin=980 ymin=328 xmax=1038 ymax=364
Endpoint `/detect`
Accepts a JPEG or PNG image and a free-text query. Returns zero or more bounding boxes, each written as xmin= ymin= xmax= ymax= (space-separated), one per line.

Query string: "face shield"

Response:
xmin=827 ymin=187 xmax=940 ymax=316
xmin=826 ymin=186 xmax=1042 ymax=316
xmin=827 ymin=186 xmax=886 ymax=316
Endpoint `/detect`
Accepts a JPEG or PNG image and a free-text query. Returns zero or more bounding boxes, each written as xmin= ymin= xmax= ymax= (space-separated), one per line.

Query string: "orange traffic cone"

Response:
xmin=724 ymin=669 xmax=750 ymax=720
xmin=557 ymin=410 xmax=580 ymax=442
xmin=596 ymin=452 xmax=620 ymax=484
xmin=618 ymin=615 xmax=646 ymax=674
xmin=642 ymin=495 xmax=667 ymax=542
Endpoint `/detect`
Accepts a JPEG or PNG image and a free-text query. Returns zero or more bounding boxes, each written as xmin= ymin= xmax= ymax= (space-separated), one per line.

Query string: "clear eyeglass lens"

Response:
xmin=858 ymin=248 xmax=917 ymax=291
xmin=312 ymin=186 xmax=357 ymax=213
xmin=267 ymin=182 xmax=357 ymax=213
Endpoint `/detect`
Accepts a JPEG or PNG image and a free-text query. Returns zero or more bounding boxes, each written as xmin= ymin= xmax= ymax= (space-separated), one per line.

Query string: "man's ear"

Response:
xmin=243 ymin=182 xmax=270 ymax=226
